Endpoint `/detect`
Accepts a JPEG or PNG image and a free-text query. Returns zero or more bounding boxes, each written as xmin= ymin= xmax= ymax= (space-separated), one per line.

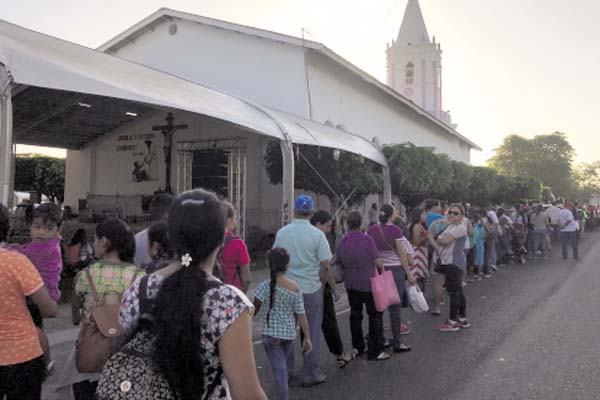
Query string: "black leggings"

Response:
xmin=0 ymin=356 xmax=45 ymax=400
xmin=439 ymin=264 xmax=467 ymax=321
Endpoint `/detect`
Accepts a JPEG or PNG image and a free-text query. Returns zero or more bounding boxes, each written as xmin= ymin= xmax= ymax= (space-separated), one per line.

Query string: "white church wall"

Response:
xmin=105 ymin=15 xmax=471 ymax=163
xmin=109 ymin=19 xmax=310 ymax=117
xmin=64 ymin=147 xmax=93 ymax=208
xmin=306 ymin=51 xmax=470 ymax=162
xmin=64 ymin=110 xmax=288 ymax=231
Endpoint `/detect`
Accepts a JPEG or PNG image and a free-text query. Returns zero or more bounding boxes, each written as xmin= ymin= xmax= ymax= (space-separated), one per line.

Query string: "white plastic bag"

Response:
xmin=407 ymin=285 xmax=429 ymax=313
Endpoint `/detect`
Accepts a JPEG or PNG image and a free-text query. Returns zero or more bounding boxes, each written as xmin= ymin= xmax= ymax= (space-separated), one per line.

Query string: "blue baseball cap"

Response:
xmin=294 ymin=195 xmax=314 ymax=214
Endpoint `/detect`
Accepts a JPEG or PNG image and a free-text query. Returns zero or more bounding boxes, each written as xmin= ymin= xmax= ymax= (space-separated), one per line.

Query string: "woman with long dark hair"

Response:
xmin=408 ymin=208 xmax=428 ymax=292
xmin=366 ymin=204 xmax=416 ymax=353
xmin=119 ymin=189 xmax=266 ymax=400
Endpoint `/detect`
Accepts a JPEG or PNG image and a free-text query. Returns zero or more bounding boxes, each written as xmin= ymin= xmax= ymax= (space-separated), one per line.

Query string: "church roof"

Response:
xmin=98 ymin=8 xmax=479 ymax=151
xmin=396 ymin=0 xmax=430 ymax=46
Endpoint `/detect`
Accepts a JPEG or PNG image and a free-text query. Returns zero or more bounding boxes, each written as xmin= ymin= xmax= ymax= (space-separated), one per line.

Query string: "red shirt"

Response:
xmin=220 ymin=231 xmax=251 ymax=289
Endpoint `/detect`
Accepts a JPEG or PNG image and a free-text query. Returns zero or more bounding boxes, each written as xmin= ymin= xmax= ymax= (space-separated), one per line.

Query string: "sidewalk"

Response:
xmin=46 ymin=267 xmax=350 ymax=348
xmin=42 ymin=267 xmax=349 ymax=399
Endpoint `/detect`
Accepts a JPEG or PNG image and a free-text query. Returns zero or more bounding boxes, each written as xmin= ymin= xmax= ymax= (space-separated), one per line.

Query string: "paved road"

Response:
xmin=255 ymin=232 xmax=600 ymax=400
xmin=42 ymin=232 xmax=600 ymax=399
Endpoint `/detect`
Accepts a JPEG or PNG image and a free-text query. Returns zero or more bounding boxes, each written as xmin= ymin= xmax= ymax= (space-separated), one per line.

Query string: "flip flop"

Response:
xmin=336 ymin=351 xmax=354 ymax=368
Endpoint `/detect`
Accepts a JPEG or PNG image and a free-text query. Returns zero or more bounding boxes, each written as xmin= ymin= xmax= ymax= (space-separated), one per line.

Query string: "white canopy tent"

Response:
xmin=0 ymin=19 xmax=391 ymax=223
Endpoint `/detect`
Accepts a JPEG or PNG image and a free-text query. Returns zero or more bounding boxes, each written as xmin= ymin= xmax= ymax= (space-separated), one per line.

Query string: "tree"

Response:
xmin=488 ymin=132 xmax=576 ymax=197
xmin=572 ymin=162 xmax=600 ymax=202
xmin=468 ymin=167 xmax=501 ymax=206
xmin=14 ymin=155 xmax=65 ymax=202
xmin=264 ymin=142 xmax=383 ymax=210
xmin=382 ymin=143 xmax=452 ymax=207
xmin=445 ymin=160 xmax=474 ymax=203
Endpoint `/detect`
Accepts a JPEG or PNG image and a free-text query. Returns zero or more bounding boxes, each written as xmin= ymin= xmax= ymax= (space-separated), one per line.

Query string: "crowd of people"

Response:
xmin=0 ymin=190 xmax=596 ymax=400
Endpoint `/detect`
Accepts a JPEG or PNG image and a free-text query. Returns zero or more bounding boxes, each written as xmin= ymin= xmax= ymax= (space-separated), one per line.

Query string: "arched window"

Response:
xmin=405 ymin=62 xmax=414 ymax=84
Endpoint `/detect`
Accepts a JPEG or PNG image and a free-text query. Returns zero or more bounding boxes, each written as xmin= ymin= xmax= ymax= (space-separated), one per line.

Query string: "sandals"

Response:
xmin=393 ymin=343 xmax=411 ymax=353
xmin=336 ymin=351 xmax=354 ymax=368
xmin=368 ymin=351 xmax=391 ymax=362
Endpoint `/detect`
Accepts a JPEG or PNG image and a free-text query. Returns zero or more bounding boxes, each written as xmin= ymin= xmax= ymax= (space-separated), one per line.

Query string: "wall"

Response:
xmin=109 ymin=18 xmax=309 ymax=117
xmin=64 ymin=147 xmax=93 ymax=208
xmin=306 ymin=51 xmax=470 ymax=163
xmin=107 ymin=17 xmax=471 ymax=163
xmin=63 ymin=110 xmax=287 ymax=232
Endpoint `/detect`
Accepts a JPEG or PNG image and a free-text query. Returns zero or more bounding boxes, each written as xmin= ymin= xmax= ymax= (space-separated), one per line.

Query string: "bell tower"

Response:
xmin=386 ymin=0 xmax=453 ymax=126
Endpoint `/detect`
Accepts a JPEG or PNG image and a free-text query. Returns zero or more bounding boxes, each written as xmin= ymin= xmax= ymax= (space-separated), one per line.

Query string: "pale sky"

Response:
xmin=4 ymin=0 xmax=600 ymax=165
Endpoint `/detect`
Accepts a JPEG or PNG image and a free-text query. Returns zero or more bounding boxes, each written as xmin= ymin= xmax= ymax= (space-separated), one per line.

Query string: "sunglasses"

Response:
xmin=448 ymin=211 xmax=462 ymax=216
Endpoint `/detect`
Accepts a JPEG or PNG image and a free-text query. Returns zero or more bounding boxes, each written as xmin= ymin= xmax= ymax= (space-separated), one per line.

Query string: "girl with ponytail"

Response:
xmin=119 ymin=189 xmax=266 ymax=400
xmin=253 ymin=248 xmax=312 ymax=400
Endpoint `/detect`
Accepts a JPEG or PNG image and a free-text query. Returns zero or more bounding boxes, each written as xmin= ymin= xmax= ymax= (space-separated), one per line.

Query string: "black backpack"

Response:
xmin=95 ymin=275 xmax=174 ymax=399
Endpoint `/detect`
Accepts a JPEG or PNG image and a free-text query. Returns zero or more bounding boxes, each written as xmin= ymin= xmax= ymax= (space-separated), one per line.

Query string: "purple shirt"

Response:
xmin=12 ymin=237 xmax=63 ymax=301
xmin=338 ymin=231 xmax=380 ymax=292
xmin=366 ymin=223 xmax=404 ymax=267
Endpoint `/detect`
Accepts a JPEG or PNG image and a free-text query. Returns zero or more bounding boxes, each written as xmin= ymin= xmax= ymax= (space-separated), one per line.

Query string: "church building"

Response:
xmin=0 ymin=0 xmax=479 ymax=238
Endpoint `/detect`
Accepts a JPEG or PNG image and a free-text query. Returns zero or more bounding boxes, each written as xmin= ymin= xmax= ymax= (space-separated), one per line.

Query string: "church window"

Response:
xmin=405 ymin=62 xmax=414 ymax=84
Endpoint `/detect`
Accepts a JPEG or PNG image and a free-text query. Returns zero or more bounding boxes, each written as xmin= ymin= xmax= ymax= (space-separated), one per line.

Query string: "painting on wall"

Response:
xmin=115 ymin=133 xmax=159 ymax=183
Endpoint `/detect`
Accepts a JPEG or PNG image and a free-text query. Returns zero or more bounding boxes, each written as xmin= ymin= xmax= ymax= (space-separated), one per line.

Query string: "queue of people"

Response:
xmin=0 ymin=190 xmax=595 ymax=400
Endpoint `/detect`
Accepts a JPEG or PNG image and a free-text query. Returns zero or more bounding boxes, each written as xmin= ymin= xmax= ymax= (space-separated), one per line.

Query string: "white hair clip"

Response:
xmin=182 ymin=199 xmax=205 ymax=206
xmin=181 ymin=253 xmax=193 ymax=267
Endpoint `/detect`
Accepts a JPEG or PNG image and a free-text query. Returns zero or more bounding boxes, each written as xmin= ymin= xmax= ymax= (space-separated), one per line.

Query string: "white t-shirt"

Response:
xmin=559 ymin=208 xmax=577 ymax=232
xmin=133 ymin=228 xmax=152 ymax=267
xmin=438 ymin=223 xmax=468 ymax=269
xmin=546 ymin=206 xmax=561 ymax=225
xmin=486 ymin=210 xmax=499 ymax=225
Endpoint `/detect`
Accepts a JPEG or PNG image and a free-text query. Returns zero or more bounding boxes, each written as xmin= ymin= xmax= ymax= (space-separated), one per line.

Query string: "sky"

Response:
xmin=4 ymin=0 xmax=600 ymax=166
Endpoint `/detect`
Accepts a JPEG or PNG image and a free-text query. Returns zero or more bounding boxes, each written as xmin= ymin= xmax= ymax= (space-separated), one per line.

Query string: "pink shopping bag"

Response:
xmin=370 ymin=267 xmax=401 ymax=312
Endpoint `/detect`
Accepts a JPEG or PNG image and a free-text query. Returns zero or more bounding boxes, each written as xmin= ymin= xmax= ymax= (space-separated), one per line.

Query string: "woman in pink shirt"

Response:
xmin=219 ymin=202 xmax=251 ymax=292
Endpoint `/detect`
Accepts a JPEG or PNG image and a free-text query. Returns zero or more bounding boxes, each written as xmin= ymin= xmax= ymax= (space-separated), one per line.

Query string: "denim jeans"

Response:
xmin=322 ymin=284 xmax=343 ymax=356
xmin=263 ymin=336 xmax=294 ymax=400
xmin=439 ymin=264 xmax=466 ymax=321
xmin=550 ymin=224 xmax=560 ymax=244
xmin=484 ymin=238 xmax=497 ymax=273
xmin=560 ymin=231 xmax=579 ymax=259
xmin=347 ymin=289 xmax=384 ymax=358
xmin=496 ymin=234 xmax=509 ymax=264
xmin=384 ymin=266 xmax=405 ymax=347
xmin=531 ymin=229 xmax=547 ymax=257
xmin=288 ymin=287 xmax=323 ymax=383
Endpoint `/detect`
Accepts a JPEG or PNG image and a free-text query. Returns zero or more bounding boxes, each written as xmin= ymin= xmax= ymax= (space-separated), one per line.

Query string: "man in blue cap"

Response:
xmin=273 ymin=194 xmax=332 ymax=387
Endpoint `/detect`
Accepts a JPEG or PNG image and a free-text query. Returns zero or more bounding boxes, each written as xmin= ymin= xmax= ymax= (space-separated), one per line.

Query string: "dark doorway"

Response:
xmin=192 ymin=149 xmax=228 ymax=197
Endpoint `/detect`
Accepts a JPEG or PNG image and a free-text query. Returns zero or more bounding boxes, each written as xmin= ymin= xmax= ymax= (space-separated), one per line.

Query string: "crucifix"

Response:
xmin=152 ymin=113 xmax=188 ymax=193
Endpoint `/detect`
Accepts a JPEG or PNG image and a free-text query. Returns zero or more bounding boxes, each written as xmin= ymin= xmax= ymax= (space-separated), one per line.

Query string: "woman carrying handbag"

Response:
xmin=338 ymin=211 xmax=390 ymax=361
xmin=367 ymin=204 xmax=417 ymax=353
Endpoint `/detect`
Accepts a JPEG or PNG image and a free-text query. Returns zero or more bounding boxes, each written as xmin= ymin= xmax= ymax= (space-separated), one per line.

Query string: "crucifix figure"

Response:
xmin=152 ymin=113 xmax=188 ymax=193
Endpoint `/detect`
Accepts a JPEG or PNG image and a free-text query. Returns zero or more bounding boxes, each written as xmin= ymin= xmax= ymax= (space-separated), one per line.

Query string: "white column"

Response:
xmin=0 ymin=62 xmax=13 ymax=207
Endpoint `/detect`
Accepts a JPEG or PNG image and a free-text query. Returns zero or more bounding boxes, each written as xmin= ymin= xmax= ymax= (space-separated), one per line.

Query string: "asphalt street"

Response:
xmin=255 ymin=231 xmax=600 ymax=400
xmin=41 ymin=231 xmax=600 ymax=399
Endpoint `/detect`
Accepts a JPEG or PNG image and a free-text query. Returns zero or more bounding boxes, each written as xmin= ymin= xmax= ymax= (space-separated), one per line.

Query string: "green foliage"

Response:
xmin=468 ymin=167 xmax=501 ymax=206
xmin=446 ymin=160 xmax=474 ymax=202
xmin=265 ymin=140 xmax=546 ymax=210
xmin=263 ymin=141 xmax=382 ymax=208
xmin=382 ymin=143 xmax=452 ymax=207
xmin=15 ymin=155 xmax=65 ymax=202
xmin=571 ymin=162 xmax=600 ymax=202
xmin=488 ymin=132 xmax=575 ymax=197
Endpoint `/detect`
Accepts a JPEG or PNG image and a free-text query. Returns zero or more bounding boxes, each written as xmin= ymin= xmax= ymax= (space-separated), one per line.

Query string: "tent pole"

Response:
xmin=280 ymin=139 xmax=295 ymax=227
xmin=0 ymin=62 xmax=13 ymax=207
xmin=383 ymin=164 xmax=392 ymax=204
